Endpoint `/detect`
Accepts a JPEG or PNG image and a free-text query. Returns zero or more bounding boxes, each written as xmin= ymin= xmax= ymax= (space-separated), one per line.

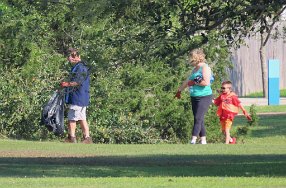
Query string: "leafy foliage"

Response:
xmin=248 ymin=104 xmax=259 ymax=126
xmin=0 ymin=0 xmax=284 ymax=143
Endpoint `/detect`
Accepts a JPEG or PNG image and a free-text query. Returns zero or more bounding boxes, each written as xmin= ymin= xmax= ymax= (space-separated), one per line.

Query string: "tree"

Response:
xmin=1 ymin=0 xmax=286 ymax=142
xmin=258 ymin=6 xmax=286 ymax=97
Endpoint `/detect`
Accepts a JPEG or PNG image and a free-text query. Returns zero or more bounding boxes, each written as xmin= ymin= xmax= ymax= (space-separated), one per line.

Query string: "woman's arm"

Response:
xmin=197 ymin=65 xmax=211 ymax=86
xmin=174 ymin=77 xmax=191 ymax=99
xmin=178 ymin=79 xmax=189 ymax=92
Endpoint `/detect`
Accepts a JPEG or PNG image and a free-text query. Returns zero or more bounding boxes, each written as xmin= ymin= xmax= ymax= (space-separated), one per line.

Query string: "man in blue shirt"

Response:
xmin=61 ymin=48 xmax=92 ymax=144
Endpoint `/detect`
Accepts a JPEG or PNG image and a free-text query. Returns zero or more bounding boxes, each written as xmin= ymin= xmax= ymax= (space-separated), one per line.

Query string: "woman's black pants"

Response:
xmin=191 ymin=94 xmax=212 ymax=137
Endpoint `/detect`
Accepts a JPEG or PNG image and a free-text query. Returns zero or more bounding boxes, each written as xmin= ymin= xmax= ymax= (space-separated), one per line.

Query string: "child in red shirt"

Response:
xmin=213 ymin=81 xmax=251 ymax=144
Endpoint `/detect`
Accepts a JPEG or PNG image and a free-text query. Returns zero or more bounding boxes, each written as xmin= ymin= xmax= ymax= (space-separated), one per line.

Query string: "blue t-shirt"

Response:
xmin=66 ymin=62 xmax=90 ymax=106
xmin=189 ymin=64 xmax=212 ymax=97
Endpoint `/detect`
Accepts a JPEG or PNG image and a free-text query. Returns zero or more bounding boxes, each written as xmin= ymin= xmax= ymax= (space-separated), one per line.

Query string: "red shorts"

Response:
xmin=220 ymin=119 xmax=233 ymax=131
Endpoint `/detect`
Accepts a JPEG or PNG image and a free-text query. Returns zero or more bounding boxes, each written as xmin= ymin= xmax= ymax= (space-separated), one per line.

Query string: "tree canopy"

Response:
xmin=0 ymin=0 xmax=285 ymax=143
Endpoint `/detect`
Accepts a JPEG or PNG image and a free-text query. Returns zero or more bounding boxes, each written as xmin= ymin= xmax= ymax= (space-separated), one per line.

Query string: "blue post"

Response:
xmin=268 ymin=59 xmax=280 ymax=105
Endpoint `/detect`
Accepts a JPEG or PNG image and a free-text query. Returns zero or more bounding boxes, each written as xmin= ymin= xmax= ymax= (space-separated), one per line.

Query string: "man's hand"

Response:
xmin=174 ymin=90 xmax=181 ymax=99
xmin=60 ymin=82 xmax=70 ymax=88
xmin=187 ymin=80 xmax=195 ymax=86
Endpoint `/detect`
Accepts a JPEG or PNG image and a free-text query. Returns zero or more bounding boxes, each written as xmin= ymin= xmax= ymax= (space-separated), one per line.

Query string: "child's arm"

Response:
xmin=239 ymin=104 xmax=252 ymax=121
xmin=232 ymin=94 xmax=252 ymax=121
xmin=213 ymin=96 xmax=221 ymax=106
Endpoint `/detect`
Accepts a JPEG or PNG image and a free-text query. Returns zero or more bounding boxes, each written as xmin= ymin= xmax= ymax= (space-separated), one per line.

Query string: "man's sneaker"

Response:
xmin=64 ymin=135 xmax=77 ymax=143
xmin=81 ymin=137 xmax=93 ymax=144
xmin=230 ymin=137 xmax=236 ymax=144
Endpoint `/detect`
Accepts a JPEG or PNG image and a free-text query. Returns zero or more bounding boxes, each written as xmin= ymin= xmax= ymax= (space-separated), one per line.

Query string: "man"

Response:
xmin=60 ymin=48 xmax=92 ymax=144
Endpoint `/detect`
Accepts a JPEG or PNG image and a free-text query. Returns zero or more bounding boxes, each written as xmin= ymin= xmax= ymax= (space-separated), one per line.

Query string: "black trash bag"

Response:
xmin=41 ymin=91 xmax=65 ymax=136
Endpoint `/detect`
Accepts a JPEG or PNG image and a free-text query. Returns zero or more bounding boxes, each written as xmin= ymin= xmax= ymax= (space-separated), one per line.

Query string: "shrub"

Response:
xmin=0 ymin=46 xmax=66 ymax=140
xmin=0 ymin=1 xmax=232 ymax=144
xmin=248 ymin=104 xmax=259 ymax=126
xmin=90 ymin=125 xmax=165 ymax=144
xmin=232 ymin=105 xmax=259 ymax=142
xmin=205 ymin=105 xmax=225 ymax=143
xmin=236 ymin=126 xmax=250 ymax=136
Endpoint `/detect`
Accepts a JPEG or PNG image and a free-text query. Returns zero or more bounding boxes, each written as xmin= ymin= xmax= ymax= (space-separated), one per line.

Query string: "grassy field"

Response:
xmin=0 ymin=110 xmax=285 ymax=187
xmin=243 ymin=105 xmax=286 ymax=113
xmin=245 ymin=89 xmax=286 ymax=97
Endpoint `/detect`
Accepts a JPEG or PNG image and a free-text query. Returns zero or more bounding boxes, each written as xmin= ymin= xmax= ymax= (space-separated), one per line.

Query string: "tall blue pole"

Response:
xmin=268 ymin=59 xmax=280 ymax=105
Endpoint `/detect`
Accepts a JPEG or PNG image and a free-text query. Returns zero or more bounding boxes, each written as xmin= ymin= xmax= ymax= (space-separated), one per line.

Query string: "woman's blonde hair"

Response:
xmin=189 ymin=48 xmax=206 ymax=65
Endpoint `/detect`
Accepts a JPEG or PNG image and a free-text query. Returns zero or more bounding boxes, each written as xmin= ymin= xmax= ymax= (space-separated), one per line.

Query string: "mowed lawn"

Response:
xmin=0 ymin=113 xmax=285 ymax=187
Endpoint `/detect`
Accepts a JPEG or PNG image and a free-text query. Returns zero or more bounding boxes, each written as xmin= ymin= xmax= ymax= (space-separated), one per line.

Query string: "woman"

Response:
xmin=175 ymin=48 xmax=213 ymax=144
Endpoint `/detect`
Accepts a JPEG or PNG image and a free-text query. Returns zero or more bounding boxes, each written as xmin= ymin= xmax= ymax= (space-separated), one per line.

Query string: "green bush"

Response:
xmin=87 ymin=61 xmax=193 ymax=144
xmin=248 ymin=104 xmax=259 ymax=126
xmin=0 ymin=46 xmax=66 ymax=140
xmin=232 ymin=105 xmax=259 ymax=141
xmin=90 ymin=125 xmax=164 ymax=144
xmin=204 ymin=105 xmax=224 ymax=143
xmin=235 ymin=126 xmax=250 ymax=136
xmin=0 ymin=1 xmax=231 ymax=144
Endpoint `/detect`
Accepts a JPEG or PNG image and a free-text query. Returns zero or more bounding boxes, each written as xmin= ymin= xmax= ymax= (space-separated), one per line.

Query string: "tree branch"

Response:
xmin=262 ymin=6 xmax=286 ymax=46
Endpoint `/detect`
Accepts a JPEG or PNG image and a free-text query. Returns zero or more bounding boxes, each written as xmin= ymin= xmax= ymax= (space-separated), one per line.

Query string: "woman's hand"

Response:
xmin=187 ymin=80 xmax=195 ymax=86
xmin=174 ymin=90 xmax=181 ymax=99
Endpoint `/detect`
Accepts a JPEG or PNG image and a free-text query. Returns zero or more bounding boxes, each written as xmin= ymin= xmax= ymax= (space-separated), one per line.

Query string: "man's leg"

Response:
xmin=79 ymin=120 xmax=89 ymax=138
xmin=65 ymin=106 xmax=77 ymax=143
xmin=79 ymin=120 xmax=92 ymax=144
xmin=78 ymin=106 xmax=91 ymax=140
xmin=68 ymin=120 xmax=77 ymax=137
xmin=65 ymin=120 xmax=77 ymax=143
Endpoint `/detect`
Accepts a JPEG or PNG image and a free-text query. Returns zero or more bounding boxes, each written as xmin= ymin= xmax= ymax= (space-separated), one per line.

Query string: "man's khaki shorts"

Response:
xmin=68 ymin=105 xmax=87 ymax=121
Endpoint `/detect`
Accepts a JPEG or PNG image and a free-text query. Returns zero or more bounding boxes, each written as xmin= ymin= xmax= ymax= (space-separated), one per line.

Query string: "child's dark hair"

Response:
xmin=222 ymin=80 xmax=232 ymax=85
xmin=222 ymin=80 xmax=233 ymax=91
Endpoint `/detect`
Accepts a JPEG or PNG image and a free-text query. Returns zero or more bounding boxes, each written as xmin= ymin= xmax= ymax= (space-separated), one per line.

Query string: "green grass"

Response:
xmin=0 ymin=177 xmax=285 ymax=188
xmin=1 ymin=177 xmax=286 ymax=188
xmin=0 ymin=110 xmax=286 ymax=187
xmin=245 ymin=89 xmax=286 ymax=97
xmin=234 ymin=114 xmax=286 ymax=143
xmin=243 ymin=105 xmax=286 ymax=113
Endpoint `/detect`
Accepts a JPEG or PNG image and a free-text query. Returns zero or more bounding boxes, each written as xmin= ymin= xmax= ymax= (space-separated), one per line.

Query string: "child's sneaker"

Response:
xmin=230 ymin=137 xmax=236 ymax=144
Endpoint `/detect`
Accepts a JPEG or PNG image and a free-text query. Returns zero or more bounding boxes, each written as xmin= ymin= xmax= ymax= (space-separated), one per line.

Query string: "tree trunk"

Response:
xmin=259 ymin=33 xmax=268 ymax=98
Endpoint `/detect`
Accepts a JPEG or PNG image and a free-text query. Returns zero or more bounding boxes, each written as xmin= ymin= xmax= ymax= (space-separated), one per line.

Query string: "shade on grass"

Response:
xmin=0 ymin=113 xmax=285 ymax=188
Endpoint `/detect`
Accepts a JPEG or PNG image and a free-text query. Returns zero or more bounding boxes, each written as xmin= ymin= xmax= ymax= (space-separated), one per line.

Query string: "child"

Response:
xmin=213 ymin=81 xmax=251 ymax=144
